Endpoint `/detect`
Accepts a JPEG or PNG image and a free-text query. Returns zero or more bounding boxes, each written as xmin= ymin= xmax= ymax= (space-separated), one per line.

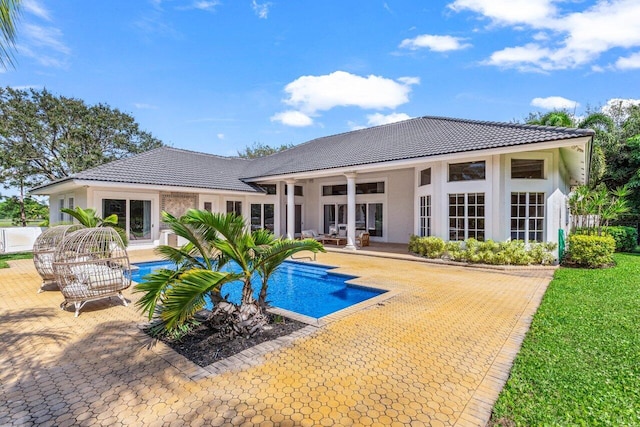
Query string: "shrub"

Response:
xmin=410 ymin=238 xmax=557 ymax=266
xmin=603 ymin=226 xmax=638 ymax=252
xmin=564 ymin=234 xmax=615 ymax=268
xmin=408 ymin=235 xmax=446 ymax=258
xmin=444 ymin=241 xmax=466 ymax=261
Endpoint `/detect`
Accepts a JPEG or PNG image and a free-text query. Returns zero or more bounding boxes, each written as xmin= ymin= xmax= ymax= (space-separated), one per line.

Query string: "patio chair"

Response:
xmin=53 ymin=227 xmax=131 ymax=317
xmin=300 ymin=229 xmax=323 ymax=241
xmin=33 ymin=224 xmax=85 ymax=293
xmin=356 ymin=231 xmax=370 ymax=247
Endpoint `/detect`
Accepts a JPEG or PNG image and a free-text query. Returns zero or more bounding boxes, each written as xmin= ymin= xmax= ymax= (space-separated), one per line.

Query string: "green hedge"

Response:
xmin=564 ymin=234 xmax=615 ymax=268
xmin=603 ymin=226 xmax=638 ymax=252
xmin=409 ymin=236 xmax=557 ymax=266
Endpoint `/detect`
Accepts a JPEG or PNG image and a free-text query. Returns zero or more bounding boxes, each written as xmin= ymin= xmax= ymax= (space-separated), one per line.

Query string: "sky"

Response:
xmin=2 ymin=0 xmax=640 ymax=157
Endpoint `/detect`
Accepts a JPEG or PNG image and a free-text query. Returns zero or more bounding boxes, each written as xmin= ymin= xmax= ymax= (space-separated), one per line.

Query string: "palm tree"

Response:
xmin=527 ymin=110 xmax=615 ymax=186
xmin=1 ymin=0 xmax=21 ymax=69
xmin=135 ymin=210 xmax=324 ymax=337
xmin=61 ymin=206 xmax=128 ymax=245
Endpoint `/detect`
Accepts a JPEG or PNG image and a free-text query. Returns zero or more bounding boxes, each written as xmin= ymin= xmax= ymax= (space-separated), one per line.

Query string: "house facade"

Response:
xmin=31 ymin=116 xmax=593 ymax=251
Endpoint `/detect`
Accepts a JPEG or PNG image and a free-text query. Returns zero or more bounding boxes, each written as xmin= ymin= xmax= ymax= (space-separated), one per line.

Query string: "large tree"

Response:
xmin=0 ymin=87 xmax=163 ymax=223
xmin=0 ymin=0 xmax=21 ymax=69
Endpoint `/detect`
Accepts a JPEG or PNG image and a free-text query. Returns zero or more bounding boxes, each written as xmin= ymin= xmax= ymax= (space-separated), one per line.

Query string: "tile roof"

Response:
xmin=32 ymin=116 xmax=593 ymax=193
xmin=33 ymin=147 xmax=259 ymax=193
xmin=245 ymin=116 xmax=594 ymax=178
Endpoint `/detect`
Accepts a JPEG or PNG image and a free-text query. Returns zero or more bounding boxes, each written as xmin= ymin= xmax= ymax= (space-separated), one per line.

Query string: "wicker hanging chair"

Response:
xmin=53 ymin=227 xmax=132 ymax=317
xmin=33 ymin=224 xmax=85 ymax=293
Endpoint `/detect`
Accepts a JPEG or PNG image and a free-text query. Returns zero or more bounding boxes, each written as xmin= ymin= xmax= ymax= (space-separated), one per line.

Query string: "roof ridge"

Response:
xmin=418 ymin=115 xmax=595 ymax=135
xmin=161 ymin=146 xmax=255 ymax=161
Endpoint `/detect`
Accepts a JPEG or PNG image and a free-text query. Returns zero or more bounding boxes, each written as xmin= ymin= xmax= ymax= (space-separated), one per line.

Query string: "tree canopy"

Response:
xmin=0 ymin=195 xmax=47 ymax=225
xmin=237 ymin=142 xmax=293 ymax=159
xmin=526 ymin=104 xmax=640 ymax=217
xmin=0 ymin=87 xmax=164 ymax=191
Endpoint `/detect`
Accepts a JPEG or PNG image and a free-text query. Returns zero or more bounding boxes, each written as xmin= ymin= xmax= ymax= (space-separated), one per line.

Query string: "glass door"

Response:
xmin=130 ymin=200 xmax=152 ymax=241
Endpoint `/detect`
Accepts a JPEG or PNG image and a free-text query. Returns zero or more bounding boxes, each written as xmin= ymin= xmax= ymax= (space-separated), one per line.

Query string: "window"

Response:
xmin=226 ymin=201 xmax=242 ymax=217
xmin=323 ymin=184 xmax=346 ymax=196
xmin=419 ymin=196 xmax=431 ymax=237
xmin=448 ymin=161 xmax=486 ymax=182
xmin=58 ymin=198 xmax=65 ymax=222
xmin=203 ymin=202 xmax=212 ymax=212
xmin=419 ymin=168 xmax=431 ymax=186
xmin=511 ymin=159 xmax=544 ymax=179
xmin=250 ymin=203 xmax=275 ymax=232
xmin=511 ymin=192 xmax=545 ymax=242
xmin=284 ymin=185 xmax=303 ymax=196
xmin=322 ymin=182 xmax=385 ymax=196
xmin=259 ymin=184 xmax=277 ymax=195
xmin=449 ymin=193 xmax=485 ymax=241
xmin=102 ymin=199 xmax=127 ymax=229
xmin=357 ymin=182 xmax=384 ymax=194
xmin=68 ymin=197 xmax=74 ymax=211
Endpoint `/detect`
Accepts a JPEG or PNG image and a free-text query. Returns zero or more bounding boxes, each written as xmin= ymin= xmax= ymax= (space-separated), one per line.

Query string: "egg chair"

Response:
xmin=33 ymin=224 xmax=85 ymax=293
xmin=53 ymin=227 xmax=131 ymax=317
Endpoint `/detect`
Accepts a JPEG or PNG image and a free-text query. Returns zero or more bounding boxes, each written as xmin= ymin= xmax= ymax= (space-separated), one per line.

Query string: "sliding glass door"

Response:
xmin=102 ymin=198 xmax=153 ymax=243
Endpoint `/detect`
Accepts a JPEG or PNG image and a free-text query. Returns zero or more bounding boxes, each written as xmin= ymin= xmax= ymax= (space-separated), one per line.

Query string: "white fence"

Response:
xmin=0 ymin=227 xmax=44 ymax=253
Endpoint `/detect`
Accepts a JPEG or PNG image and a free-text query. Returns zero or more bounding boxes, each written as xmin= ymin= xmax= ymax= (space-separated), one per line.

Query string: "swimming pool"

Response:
xmin=130 ymin=260 xmax=385 ymax=319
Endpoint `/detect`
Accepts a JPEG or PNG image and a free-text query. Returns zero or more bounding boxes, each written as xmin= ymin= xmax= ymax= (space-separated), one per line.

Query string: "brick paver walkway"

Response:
xmin=0 ymin=250 xmax=554 ymax=426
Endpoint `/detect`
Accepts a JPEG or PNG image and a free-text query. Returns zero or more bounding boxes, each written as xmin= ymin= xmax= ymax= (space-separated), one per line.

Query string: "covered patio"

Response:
xmin=0 ymin=249 xmax=553 ymax=426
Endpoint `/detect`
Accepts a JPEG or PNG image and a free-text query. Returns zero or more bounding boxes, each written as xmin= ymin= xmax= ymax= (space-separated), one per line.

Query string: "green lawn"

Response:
xmin=0 ymin=252 xmax=33 ymax=268
xmin=491 ymin=253 xmax=640 ymax=426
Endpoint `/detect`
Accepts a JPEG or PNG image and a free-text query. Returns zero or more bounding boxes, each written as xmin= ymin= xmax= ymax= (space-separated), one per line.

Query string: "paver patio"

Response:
xmin=0 ymin=249 xmax=554 ymax=426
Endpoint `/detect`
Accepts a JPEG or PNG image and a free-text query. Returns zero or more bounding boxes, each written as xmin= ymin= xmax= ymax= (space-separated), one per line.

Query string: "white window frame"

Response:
xmin=510 ymin=192 xmax=545 ymax=242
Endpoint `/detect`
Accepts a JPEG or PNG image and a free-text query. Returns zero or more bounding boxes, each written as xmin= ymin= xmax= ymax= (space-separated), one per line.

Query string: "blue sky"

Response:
xmin=2 ymin=0 xmax=640 ymax=157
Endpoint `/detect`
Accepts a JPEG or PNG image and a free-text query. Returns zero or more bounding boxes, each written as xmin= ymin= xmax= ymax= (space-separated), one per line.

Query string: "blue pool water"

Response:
xmin=131 ymin=260 xmax=385 ymax=318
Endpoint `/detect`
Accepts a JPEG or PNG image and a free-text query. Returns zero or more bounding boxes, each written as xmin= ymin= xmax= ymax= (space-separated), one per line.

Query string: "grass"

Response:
xmin=0 ymin=252 xmax=33 ymax=268
xmin=491 ymin=253 xmax=640 ymax=426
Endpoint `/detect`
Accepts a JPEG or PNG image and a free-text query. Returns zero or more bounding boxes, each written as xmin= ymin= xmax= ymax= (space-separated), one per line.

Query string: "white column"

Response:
xmin=286 ymin=180 xmax=296 ymax=240
xmin=344 ymin=172 xmax=357 ymax=250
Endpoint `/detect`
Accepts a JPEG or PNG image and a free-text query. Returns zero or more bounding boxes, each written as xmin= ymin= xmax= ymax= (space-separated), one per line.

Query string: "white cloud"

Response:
xmin=23 ymin=0 xmax=51 ymax=21
xmin=616 ymin=52 xmax=640 ymax=70
xmin=193 ymin=1 xmax=220 ymax=11
xmin=282 ymin=71 xmax=418 ymax=114
xmin=601 ymin=98 xmax=640 ymax=119
xmin=134 ymin=103 xmax=159 ymax=110
xmin=217 ymin=133 xmax=225 ymax=140
xmin=11 ymin=85 xmax=41 ymax=90
xmin=367 ymin=112 xmax=412 ymax=126
xmin=399 ymin=34 xmax=471 ymax=52
xmin=270 ymin=110 xmax=314 ymax=127
xmin=450 ymin=0 xmax=640 ymax=72
xmin=22 ymin=24 xmax=70 ymax=55
xmin=176 ymin=1 xmax=220 ymax=12
xmin=530 ymin=96 xmax=579 ymax=110
xmin=484 ymin=43 xmax=552 ymax=71
xmin=397 ymin=76 xmax=421 ymax=85
xmin=17 ymin=23 xmax=70 ymax=68
xmin=448 ymin=0 xmax=556 ymax=26
xmin=252 ymin=0 xmax=271 ymax=19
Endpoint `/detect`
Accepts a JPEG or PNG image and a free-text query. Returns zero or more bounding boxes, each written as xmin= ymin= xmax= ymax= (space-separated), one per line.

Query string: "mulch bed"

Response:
xmin=156 ymin=315 xmax=307 ymax=367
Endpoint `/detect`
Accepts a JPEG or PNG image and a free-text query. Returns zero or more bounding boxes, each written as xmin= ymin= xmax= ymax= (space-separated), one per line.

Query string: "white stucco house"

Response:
xmin=31 ymin=116 xmax=593 ymax=251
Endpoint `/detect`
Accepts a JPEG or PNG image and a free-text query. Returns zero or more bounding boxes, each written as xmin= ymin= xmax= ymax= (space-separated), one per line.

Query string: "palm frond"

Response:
xmin=160 ymin=269 xmax=241 ymax=331
xmin=134 ymin=268 xmax=182 ymax=320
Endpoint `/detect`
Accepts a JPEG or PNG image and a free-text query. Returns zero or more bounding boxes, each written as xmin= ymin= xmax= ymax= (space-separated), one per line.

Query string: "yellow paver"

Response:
xmin=0 ymin=249 xmax=553 ymax=426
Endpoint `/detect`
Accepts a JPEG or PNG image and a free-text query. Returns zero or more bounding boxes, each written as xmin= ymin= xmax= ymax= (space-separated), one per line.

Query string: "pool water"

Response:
xmin=130 ymin=260 xmax=385 ymax=319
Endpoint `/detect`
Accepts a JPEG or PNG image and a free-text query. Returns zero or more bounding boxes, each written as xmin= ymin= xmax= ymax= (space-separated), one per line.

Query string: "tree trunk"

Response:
xmin=18 ymin=177 xmax=26 ymax=227
xmin=240 ymin=277 xmax=254 ymax=305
